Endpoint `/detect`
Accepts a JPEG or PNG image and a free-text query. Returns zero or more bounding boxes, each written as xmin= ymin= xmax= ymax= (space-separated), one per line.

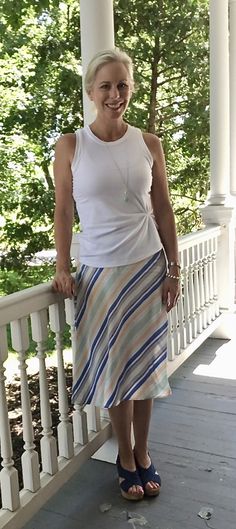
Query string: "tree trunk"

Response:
xmin=147 ymin=33 xmax=160 ymax=134
xmin=41 ymin=161 xmax=54 ymax=191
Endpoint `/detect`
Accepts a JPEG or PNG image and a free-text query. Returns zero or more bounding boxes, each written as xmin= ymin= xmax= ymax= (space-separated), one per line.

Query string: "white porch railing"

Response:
xmin=167 ymin=225 xmax=222 ymax=375
xmin=0 ymin=225 xmax=222 ymax=529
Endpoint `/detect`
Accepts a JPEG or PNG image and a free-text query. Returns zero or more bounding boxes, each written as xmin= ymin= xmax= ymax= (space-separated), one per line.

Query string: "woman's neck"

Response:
xmin=89 ymin=119 xmax=128 ymax=142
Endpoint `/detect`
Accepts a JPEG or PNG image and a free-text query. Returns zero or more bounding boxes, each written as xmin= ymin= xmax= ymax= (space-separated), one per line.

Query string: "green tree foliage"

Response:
xmin=114 ymin=0 xmax=209 ymax=233
xmin=0 ymin=0 xmax=82 ymax=269
xmin=0 ymin=0 xmax=209 ymax=276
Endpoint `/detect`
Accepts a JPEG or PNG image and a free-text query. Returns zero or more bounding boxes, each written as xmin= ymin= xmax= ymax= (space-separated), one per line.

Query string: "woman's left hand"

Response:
xmin=162 ymin=276 xmax=180 ymax=313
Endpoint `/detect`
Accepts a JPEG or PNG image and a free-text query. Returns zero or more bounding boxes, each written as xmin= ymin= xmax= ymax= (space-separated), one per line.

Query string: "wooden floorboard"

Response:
xmin=23 ymin=338 xmax=236 ymax=529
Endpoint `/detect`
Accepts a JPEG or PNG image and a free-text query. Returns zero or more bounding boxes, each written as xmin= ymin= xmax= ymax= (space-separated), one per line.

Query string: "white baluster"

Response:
xmin=203 ymin=241 xmax=211 ymax=325
xmin=167 ymin=311 xmax=174 ymax=360
xmin=213 ymin=236 xmax=220 ymax=317
xmin=208 ymin=239 xmax=215 ymax=321
xmin=10 ymin=318 xmax=40 ymax=492
xmin=189 ymin=258 xmax=197 ymax=339
xmin=199 ymin=242 xmax=207 ymax=329
xmin=194 ymin=244 xmax=202 ymax=333
xmin=87 ymin=406 xmax=101 ymax=433
xmin=31 ymin=310 xmax=58 ymax=475
xmin=72 ymin=403 xmax=89 ymax=445
xmin=49 ymin=302 xmax=74 ymax=459
xmin=183 ymin=265 xmax=192 ymax=343
xmin=0 ymin=326 xmax=20 ymax=511
xmin=177 ymin=270 xmax=186 ymax=350
xmin=172 ymin=305 xmax=180 ymax=355
xmin=65 ymin=298 xmax=88 ymax=445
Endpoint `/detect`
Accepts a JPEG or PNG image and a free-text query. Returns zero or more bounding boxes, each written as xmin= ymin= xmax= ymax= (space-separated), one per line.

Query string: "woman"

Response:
xmin=53 ymin=48 xmax=180 ymax=501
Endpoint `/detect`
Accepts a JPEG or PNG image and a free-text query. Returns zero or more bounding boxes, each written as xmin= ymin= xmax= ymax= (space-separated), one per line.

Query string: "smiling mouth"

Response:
xmin=106 ymin=102 xmax=124 ymax=110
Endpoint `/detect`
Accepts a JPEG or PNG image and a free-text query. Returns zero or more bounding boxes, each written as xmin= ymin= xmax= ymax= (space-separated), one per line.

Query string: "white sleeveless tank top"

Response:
xmin=71 ymin=124 xmax=162 ymax=267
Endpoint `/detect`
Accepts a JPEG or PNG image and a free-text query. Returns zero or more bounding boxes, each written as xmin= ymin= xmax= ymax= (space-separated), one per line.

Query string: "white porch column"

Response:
xmin=80 ymin=0 xmax=115 ymax=125
xmin=230 ymin=0 xmax=236 ymax=197
xmin=208 ymin=0 xmax=230 ymax=205
xmin=71 ymin=1 xmax=115 ymax=260
xmin=201 ymin=0 xmax=236 ymax=335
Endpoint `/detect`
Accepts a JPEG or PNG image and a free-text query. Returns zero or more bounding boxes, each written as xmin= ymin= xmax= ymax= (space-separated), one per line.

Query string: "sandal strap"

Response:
xmin=135 ymin=456 xmax=161 ymax=487
xmin=116 ymin=455 xmax=143 ymax=493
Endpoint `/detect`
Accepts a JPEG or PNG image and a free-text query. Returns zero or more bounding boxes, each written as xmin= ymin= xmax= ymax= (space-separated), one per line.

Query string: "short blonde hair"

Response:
xmin=84 ymin=48 xmax=134 ymax=95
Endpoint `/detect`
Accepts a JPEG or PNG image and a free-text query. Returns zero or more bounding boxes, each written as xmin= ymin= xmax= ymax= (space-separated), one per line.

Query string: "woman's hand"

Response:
xmin=162 ymin=276 xmax=180 ymax=313
xmin=52 ymin=270 xmax=76 ymax=299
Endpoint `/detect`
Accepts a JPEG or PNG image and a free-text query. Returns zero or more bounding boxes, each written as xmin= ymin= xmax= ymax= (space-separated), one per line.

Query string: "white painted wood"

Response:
xmin=203 ymin=254 xmax=211 ymax=325
xmin=209 ymin=0 xmax=230 ymax=204
xmin=167 ymin=314 xmax=224 ymax=377
xmin=0 ymin=325 xmax=8 ymax=363
xmin=178 ymin=226 xmax=221 ymax=250
xmin=31 ymin=310 xmax=58 ymax=476
xmin=171 ymin=305 xmax=180 ymax=356
xmin=49 ymin=303 xmax=74 ymax=460
xmin=177 ymin=281 xmax=186 ymax=350
xmin=167 ymin=311 xmax=174 ymax=360
xmin=208 ymin=239 xmax=215 ymax=321
xmin=72 ymin=404 xmax=89 ymax=445
xmin=199 ymin=243 xmax=207 ymax=329
xmin=213 ymin=236 xmax=220 ymax=317
xmin=0 ymin=421 xmax=112 ymax=529
xmin=0 ymin=283 xmax=61 ymax=327
xmin=201 ymin=209 xmax=236 ymax=314
xmin=55 ymin=331 xmax=74 ymax=459
xmin=80 ymin=0 xmax=115 ymax=125
xmin=189 ymin=261 xmax=197 ymax=338
xmin=194 ymin=252 xmax=202 ymax=333
xmin=87 ymin=406 xmax=101 ymax=433
xmin=0 ymin=326 xmax=20 ymax=511
xmin=10 ymin=318 xmax=40 ymax=493
xmin=230 ymin=0 xmax=236 ymax=197
xmin=183 ymin=266 xmax=192 ymax=344
xmin=64 ymin=298 xmax=89 ymax=444
xmin=65 ymin=298 xmax=77 ymax=363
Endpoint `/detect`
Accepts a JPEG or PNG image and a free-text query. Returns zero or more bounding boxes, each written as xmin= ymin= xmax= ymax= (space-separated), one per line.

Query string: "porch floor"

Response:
xmin=23 ymin=338 xmax=236 ymax=529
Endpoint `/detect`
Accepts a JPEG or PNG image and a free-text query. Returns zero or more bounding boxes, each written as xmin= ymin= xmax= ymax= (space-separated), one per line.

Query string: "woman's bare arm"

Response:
xmin=52 ymin=133 xmax=76 ymax=298
xmin=143 ymin=133 xmax=180 ymax=311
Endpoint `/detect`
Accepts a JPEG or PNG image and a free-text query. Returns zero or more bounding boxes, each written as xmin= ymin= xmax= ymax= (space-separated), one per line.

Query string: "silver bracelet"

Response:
xmin=166 ymin=273 xmax=180 ymax=280
xmin=168 ymin=261 xmax=181 ymax=269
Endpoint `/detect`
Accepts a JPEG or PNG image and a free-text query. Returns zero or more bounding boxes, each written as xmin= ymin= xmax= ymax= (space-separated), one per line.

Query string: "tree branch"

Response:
xmin=171 ymin=192 xmax=205 ymax=203
xmin=147 ymin=34 xmax=161 ymax=133
xmin=41 ymin=161 xmax=54 ymax=191
xmin=157 ymin=74 xmax=183 ymax=87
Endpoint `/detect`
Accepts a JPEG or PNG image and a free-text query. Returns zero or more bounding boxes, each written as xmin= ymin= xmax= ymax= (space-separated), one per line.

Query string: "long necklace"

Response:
xmin=105 ymin=145 xmax=129 ymax=202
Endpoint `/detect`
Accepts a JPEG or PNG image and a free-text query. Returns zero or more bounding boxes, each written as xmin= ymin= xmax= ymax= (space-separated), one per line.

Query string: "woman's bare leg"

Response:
xmin=108 ymin=400 xmax=143 ymax=497
xmin=133 ymin=399 xmax=160 ymax=493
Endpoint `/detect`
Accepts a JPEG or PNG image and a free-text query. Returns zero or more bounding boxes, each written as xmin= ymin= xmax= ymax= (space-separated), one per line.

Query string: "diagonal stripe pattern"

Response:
xmin=72 ymin=250 xmax=171 ymax=408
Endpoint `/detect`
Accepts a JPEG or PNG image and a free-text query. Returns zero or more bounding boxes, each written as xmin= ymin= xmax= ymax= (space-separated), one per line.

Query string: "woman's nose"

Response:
xmin=109 ymin=85 xmax=119 ymax=99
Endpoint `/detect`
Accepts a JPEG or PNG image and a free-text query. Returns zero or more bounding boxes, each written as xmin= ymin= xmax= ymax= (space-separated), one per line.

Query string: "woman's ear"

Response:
xmin=88 ymin=89 xmax=94 ymax=102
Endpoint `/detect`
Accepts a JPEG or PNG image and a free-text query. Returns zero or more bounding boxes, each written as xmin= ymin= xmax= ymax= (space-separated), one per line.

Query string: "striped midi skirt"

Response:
xmin=72 ymin=250 xmax=171 ymax=408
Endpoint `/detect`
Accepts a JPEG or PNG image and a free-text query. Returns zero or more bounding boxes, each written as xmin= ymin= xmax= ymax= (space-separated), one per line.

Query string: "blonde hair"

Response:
xmin=84 ymin=48 xmax=134 ymax=95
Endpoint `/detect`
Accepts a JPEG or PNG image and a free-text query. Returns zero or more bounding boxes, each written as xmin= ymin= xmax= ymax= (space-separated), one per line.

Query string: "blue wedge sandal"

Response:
xmin=116 ymin=455 xmax=144 ymax=501
xmin=134 ymin=454 xmax=161 ymax=497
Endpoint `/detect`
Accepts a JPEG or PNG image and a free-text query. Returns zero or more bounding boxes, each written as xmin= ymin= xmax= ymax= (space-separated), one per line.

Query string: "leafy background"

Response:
xmin=0 ymin=0 xmax=209 ymax=293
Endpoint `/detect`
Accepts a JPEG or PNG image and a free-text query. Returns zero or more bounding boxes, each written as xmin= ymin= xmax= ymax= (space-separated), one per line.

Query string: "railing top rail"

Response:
xmin=178 ymin=225 xmax=221 ymax=251
xmin=0 ymin=225 xmax=222 ymax=327
xmin=0 ymin=282 xmax=65 ymax=327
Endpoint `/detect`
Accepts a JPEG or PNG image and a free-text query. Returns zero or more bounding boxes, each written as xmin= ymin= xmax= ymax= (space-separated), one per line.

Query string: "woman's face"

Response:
xmin=89 ymin=61 xmax=132 ymax=120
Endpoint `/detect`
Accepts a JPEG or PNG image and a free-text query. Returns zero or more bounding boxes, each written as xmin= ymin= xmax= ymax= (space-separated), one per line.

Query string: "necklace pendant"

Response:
xmin=124 ymin=189 xmax=128 ymax=201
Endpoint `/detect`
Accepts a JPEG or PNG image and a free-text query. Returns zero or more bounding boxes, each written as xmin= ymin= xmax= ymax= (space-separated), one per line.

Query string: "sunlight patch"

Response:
xmin=193 ymin=340 xmax=236 ymax=380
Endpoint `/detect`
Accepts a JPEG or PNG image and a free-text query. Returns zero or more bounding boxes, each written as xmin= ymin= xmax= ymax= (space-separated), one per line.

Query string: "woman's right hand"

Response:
xmin=52 ymin=270 xmax=76 ymax=299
